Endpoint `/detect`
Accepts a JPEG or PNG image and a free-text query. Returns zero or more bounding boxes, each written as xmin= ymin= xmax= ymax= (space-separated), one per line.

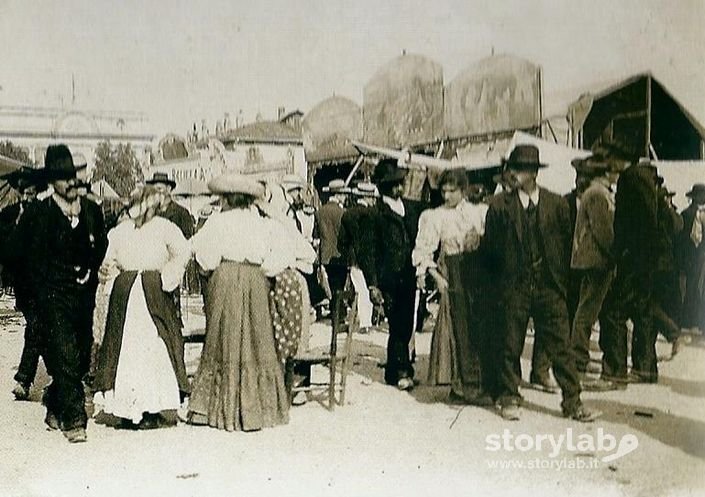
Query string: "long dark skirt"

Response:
xmin=427 ymin=253 xmax=482 ymax=399
xmin=188 ymin=262 xmax=289 ymax=432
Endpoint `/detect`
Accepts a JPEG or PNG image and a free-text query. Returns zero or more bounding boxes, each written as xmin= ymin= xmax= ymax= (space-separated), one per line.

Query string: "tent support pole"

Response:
xmin=344 ymin=155 xmax=363 ymax=187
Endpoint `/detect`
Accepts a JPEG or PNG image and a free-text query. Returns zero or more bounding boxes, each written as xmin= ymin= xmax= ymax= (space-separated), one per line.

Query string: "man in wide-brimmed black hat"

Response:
xmin=357 ymin=158 xmax=423 ymax=391
xmin=22 ymin=144 xmax=107 ymax=443
xmin=0 ymin=166 xmax=47 ymax=400
xmin=480 ymin=144 xmax=600 ymax=422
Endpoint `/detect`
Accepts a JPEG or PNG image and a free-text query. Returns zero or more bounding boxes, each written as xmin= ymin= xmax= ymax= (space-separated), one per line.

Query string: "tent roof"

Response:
xmin=221 ymin=120 xmax=302 ymax=145
xmin=566 ymin=72 xmax=705 ymax=141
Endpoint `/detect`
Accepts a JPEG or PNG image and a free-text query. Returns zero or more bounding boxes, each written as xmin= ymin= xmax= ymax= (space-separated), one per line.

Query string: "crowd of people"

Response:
xmin=0 ymin=138 xmax=703 ymax=443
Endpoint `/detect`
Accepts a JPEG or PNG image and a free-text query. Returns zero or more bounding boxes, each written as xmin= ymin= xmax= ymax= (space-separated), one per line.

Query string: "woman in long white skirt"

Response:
xmin=93 ymin=186 xmax=191 ymax=429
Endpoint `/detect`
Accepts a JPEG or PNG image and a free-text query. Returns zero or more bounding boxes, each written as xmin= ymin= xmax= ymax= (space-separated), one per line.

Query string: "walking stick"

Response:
xmin=409 ymin=289 xmax=421 ymax=360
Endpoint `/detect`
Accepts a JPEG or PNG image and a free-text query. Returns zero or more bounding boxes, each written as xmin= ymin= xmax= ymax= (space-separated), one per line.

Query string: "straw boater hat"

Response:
xmin=502 ymin=144 xmax=547 ymax=170
xmin=41 ymin=144 xmax=87 ymax=182
xmin=145 ymin=172 xmax=177 ymax=189
xmin=208 ymin=173 xmax=265 ymax=198
xmin=352 ymin=182 xmax=378 ymax=197
xmin=686 ymin=183 xmax=705 ymax=197
xmin=322 ymin=179 xmax=349 ymax=193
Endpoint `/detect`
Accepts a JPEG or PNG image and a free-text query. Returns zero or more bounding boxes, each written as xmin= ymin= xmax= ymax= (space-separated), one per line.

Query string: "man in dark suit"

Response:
xmin=528 ymin=164 xmax=592 ymax=393
xmin=361 ymin=159 xmax=422 ymax=390
xmin=599 ymin=154 xmax=660 ymax=385
xmin=481 ymin=145 xmax=599 ymax=422
xmin=0 ymin=168 xmax=46 ymax=400
xmin=24 ymin=145 xmax=107 ymax=443
xmin=314 ymin=179 xmax=348 ymax=328
xmin=678 ymin=183 xmax=705 ymax=334
xmin=337 ymin=182 xmax=377 ymax=331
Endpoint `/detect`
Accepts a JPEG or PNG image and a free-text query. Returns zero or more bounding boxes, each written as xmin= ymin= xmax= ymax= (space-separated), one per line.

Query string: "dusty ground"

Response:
xmin=0 ymin=294 xmax=704 ymax=497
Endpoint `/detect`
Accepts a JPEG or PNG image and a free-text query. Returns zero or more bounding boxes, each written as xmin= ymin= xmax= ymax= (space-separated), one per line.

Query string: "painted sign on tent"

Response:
xmin=444 ymin=55 xmax=542 ymax=139
xmin=363 ymin=53 xmax=444 ymax=148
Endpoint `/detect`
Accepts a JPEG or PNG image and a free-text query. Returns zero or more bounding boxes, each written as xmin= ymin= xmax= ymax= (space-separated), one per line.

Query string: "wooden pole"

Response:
xmin=646 ymin=74 xmax=652 ymax=158
xmin=344 ymin=155 xmax=364 ymax=187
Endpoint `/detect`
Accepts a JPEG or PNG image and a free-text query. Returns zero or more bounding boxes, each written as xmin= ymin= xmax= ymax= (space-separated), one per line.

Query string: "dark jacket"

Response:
xmin=314 ymin=201 xmax=344 ymax=265
xmin=612 ymin=165 xmax=659 ymax=272
xmin=0 ymin=203 xmax=32 ymax=308
xmin=24 ymin=196 xmax=108 ymax=308
xmin=160 ymin=200 xmax=194 ymax=240
xmin=361 ymin=198 xmax=423 ymax=289
xmin=337 ymin=202 xmax=376 ymax=278
xmin=677 ymin=203 xmax=701 ymax=270
xmin=481 ymin=188 xmax=572 ymax=298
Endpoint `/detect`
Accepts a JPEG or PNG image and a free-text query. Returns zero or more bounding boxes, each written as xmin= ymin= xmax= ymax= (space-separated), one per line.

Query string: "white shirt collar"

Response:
xmin=517 ymin=188 xmax=540 ymax=209
xmin=382 ymin=196 xmax=405 ymax=217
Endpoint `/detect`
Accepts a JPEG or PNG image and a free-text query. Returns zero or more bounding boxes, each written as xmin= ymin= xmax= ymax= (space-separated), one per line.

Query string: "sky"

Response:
xmin=0 ymin=0 xmax=703 ymax=137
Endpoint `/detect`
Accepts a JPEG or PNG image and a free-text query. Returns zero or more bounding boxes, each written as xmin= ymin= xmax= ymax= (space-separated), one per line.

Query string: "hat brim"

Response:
xmin=145 ymin=178 xmax=177 ymax=189
xmin=40 ymin=163 xmax=88 ymax=182
xmin=502 ymin=159 xmax=548 ymax=170
xmin=208 ymin=175 xmax=265 ymax=198
xmin=374 ymin=169 xmax=408 ymax=184
xmin=322 ymin=187 xmax=351 ymax=193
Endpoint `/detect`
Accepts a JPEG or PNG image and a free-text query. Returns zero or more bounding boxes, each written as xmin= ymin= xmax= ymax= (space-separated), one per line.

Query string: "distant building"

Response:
xmin=149 ymin=113 xmax=305 ymax=188
xmin=0 ymin=105 xmax=155 ymax=171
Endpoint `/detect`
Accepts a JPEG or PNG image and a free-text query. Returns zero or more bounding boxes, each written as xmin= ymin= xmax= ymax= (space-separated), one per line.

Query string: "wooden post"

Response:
xmin=646 ymin=74 xmax=652 ymax=158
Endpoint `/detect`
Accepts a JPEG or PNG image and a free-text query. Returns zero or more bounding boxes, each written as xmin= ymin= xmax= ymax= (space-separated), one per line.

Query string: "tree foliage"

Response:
xmin=92 ymin=141 xmax=143 ymax=197
xmin=0 ymin=140 xmax=32 ymax=164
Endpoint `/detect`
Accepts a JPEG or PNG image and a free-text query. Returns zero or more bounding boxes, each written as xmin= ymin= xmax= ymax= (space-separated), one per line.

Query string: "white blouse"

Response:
xmin=191 ymin=206 xmax=315 ymax=277
xmin=101 ymin=217 xmax=190 ymax=292
xmin=412 ymin=200 xmax=488 ymax=276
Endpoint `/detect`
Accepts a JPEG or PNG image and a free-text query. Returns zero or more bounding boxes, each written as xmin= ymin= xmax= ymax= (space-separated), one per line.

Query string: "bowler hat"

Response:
xmin=42 ymin=144 xmax=87 ymax=182
xmin=686 ymin=183 xmax=705 ymax=198
xmin=145 ymin=172 xmax=177 ymax=189
xmin=502 ymin=145 xmax=547 ymax=170
xmin=373 ymin=158 xmax=407 ymax=185
xmin=208 ymin=172 xmax=265 ymax=198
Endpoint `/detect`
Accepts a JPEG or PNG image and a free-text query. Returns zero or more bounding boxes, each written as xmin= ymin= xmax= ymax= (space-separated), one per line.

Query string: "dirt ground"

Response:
xmin=0 ymin=294 xmax=704 ymax=497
